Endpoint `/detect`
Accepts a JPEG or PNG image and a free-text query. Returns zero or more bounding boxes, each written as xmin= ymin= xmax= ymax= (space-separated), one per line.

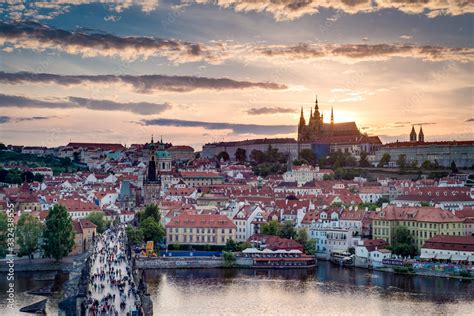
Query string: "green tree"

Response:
xmin=16 ymin=213 xmax=43 ymax=258
xmin=126 ymin=226 xmax=144 ymax=245
xmin=278 ymin=221 xmax=296 ymax=239
xmin=261 ymin=220 xmax=280 ymax=235
xmin=304 ymin=238 xmax=317 ymax=256
xmin=223 ymin=251 xmax=236 ymax=267
xmin=224 ymin=238 xmax=238 ymax=252
xmin=0 ymin=212 xmax=8 ymax=258
xmin=86 ymin=212 xmax=108 ymax=234
xmin=295 ymin=227 xmax=308 ymax=245
xmin=359 ymin=151 xmax=372 ymax=167
xmin=390 ymin=226 xmax=417 ymax=258
xmin=42 ymin=204 xmax=75 ymax=262
xmin=378 ymin=153 xmax=391 ymax=167
xmin=421 ymin=160 xmax=432 ymax=169
xmin=250 ymin=149 xmax=265 ymax=164
xmin=299 ymin=149 xmax=318 ymax=166
xmin=141 ymin=217 xmax=165 ymax=244
xmin=140 ymin=204 xmax=161 ymax=223
xmin=235 ymin=148 xmax=247 ymax=162
xmin=216 ymin=151 xmax=230 ymax=162
xmin=397 ymin=154 xmax=407 ymax=170
xmin=451 ymin=160 xmax=458 ymax=173
xmin=237 ymin=241 xmax=252 ymax=251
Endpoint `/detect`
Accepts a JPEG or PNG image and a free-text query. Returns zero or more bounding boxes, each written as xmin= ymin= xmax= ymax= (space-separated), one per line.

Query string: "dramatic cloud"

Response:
xmin=141 ymin=118 xmax=295 ymax=135
xmin=1 ymin=23 xmax=472 ymax=65
xmin=247 ymin=107 xmax=296 ymax=115
xmin=194 ymin=0 xmax=474 ymax=21
xmin=0 ymin=94 xmax=172 ymax=115
xmin=254 ymin=43 xmax=474 ymax=63
xmin=1 ymin=1 xmax=159 ymax=22
xmin=0 ymin=115 xmax=51 ymax=124
xmin=0 ymin=72 xmax=287 ymax=93
xmin=0 ymin=21 xmax=227 ymax=63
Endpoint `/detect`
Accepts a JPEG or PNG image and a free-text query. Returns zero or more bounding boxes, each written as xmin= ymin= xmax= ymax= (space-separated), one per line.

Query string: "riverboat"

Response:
xmin=237 ymin=248 xmax=316 ymax=268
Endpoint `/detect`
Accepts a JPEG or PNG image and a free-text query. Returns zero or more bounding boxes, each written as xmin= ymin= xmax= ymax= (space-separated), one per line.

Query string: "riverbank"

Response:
xmin=0 ymin=253 xmax=89 ymax=272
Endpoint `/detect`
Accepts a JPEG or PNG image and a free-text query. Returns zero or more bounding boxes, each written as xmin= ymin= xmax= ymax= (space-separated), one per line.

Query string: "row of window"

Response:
xmin=168 ymin=235 xmax=228 ymax=243
xmin=169 ymin=228 xmax=233 ymax=234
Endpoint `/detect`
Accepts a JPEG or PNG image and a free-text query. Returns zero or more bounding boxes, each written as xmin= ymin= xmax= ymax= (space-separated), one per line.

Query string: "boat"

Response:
xmin=236 ymin=248 xmax=316 ymax=268
xmin=19 ymin=299 xmax=47 ymax=314
xmin=330 ymin=251 xmax=354 ymax=266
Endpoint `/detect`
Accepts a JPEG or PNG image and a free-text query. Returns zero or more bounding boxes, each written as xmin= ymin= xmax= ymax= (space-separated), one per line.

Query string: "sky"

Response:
xmin=0 ymin=0 xmax=472 ymax=150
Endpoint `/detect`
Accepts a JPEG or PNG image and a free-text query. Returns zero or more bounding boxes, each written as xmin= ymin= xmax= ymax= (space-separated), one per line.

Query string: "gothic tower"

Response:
xmin=418 ymin=126 xmax=424 ymax=143
xmin=330 ymin=107 xmax=334 ymax=130
xmin=410 ymin=126 xmax=417 ymax=142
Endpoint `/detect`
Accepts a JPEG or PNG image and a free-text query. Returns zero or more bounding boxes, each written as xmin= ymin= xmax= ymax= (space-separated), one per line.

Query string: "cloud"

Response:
xmin=194 ymin=0 xmax=474 ymax=21
xmin=0 ymin=116 xmax=10 ymax=124
xmin=0 ymin=115 xmax=54 ymax=124
xmin=0 ymin=21 xmax=227 ymax=64
xmin=0 ymin=94 xmax=172 ymax=115
xmin=400 ymin=35 xmax=413 ymax=40
xmin=254 ymin=43 xmax=474 ymax=63
xmin=465 ymin=118 xmax=474 ymax=122
xmin=0 ymin=71 xmax=287 ymax=93
xmin=140 ymin=118 xmax=296 ymax=135
xmin=247 ymin=107 xmax=296 ymax=115
xmin=1 ymin=1 xmax=159 ymax=22
xmin=1 ymin=23 xmax=472 ymax=65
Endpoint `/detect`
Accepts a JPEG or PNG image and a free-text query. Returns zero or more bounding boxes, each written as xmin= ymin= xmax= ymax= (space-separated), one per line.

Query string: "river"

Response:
xmin=145 ymin=261 xmax=474 ymax=316
xmin=1 ymin=262 xmax=473 ymax=315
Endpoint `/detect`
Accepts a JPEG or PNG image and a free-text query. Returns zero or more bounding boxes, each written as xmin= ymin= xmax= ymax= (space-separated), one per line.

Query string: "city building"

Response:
xmin=420 ymin=235 xmax=474 ymax=263
xmin=166 ymin=213 xmax=236 ymax=246
xmin=180 ymin=171 xmax=224 ymax=187
xmin=372 ymin=205 xmax=464 ymax=248
xmin=71 ymin=218 xmax=97 ymax=255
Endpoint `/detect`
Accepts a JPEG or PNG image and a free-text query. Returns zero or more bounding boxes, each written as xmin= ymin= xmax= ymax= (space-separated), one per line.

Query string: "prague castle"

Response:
xmin=298 ymin=96 xmax=361 ymax=142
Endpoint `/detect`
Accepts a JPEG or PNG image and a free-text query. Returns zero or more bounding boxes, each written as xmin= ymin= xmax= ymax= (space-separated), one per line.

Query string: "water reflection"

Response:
xmin=0 ymin=271 xmax=68 ymax=315
xmin=146 ymin=261 xmax=474 ymax=315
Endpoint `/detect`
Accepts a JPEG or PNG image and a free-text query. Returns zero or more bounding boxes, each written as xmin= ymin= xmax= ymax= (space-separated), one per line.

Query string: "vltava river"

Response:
xmin=145 ymin=261 xmax=474 ymax=316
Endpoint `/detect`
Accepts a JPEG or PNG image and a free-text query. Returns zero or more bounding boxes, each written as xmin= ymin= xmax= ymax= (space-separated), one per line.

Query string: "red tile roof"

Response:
xmin=166 ymin=213 xmax=236 ymax=229
xmin=372 ymin=205 xmax=462 ymax=223
xmin=422 ymin=235 xmax=474 ymax=252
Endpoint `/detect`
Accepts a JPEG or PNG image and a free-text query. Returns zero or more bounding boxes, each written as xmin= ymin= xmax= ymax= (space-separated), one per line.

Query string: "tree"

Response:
xmin=299 ymin=149 xmax=318 ymax=166
xmin=378 ymin=153 xmax=391 ymax=167
xmin=261 ymin=220 xmax=280 ymax=235
xmin=451 ymin=161 xmax=458 ymax=173
xmin=304 ymin=239 xmax=317 ymax=256
xmin=397 ymin=154 xmax=407 ymax=170
xmin=295 ymin=227 xmax=308 ymax=245
xmin=42 ymin=204 xmax=75 ymax=262
xmin=390 ymin=226 xmax=417 ymax=258
xmin=224 ymin=238 xmax=238 ymax=252
xmin=278 ymin=221 xmax=296 ymax=239
xmin=141 ymin=217 xmax=165 ymax=244
xmin=223 ymin=251 xmax=236 ymax=267
xmin=141 ymin=204 xmax=161 ymax=223
xmin=421 ymin=160 xmax=432 ymax=170
xmin=410 ymin=160 xmax=418 ymax=169
xmin=250 ymin=149 xmax=265 ymax=164
xmin=86 ymin=212 xmax=108 ymax=234
xmin=237 ymin=241 xmax=252 ymax=251
xmin=216 ymin=151 xmax=230 ymax=162
xmin=235 ymin=148 xmax=247 ymax=162
xmin=359 ymin=151 xmax=372 ymax=167
xmin=0 ymin=212 xmax=8 ymax=258
xmin=16 ymin=213 xmax=43 ymax=258
xmin=126 ymin=226 xmax=144 ymax=245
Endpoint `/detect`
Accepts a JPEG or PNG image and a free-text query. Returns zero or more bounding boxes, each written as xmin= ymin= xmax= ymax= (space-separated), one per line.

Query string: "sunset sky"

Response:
xmin=0 ymin=1 xmax=472 ymax=150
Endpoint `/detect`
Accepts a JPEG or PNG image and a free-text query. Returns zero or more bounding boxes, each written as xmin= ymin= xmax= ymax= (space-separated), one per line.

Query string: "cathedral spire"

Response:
xmin=151 ymin=134 xmax=154 ymax=144
xmin=418 ymin=125 xmax=424 ymax=143
xmin=410 ymin=125 xmax=417 ymax=142
xmin=298 ymin=107 xmax=306 ymax=126
xmin=331 ymin=107 xmax=334 ymax=128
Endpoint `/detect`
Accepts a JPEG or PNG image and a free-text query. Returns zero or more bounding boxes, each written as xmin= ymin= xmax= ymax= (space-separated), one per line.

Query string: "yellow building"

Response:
xmin=71 ymin=218 xmax=97 ymax=255
xmin=166 ymin=213 xmax=236 ymax=246
xmin=372 ymin=206 xmax=464 ymax=248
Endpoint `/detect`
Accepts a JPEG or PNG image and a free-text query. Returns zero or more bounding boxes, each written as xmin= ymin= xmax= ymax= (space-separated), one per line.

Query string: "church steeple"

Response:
xmin=418 ymin=126 xmax=424 ymax=143
xmin=314 ymin=95 xmax=320 ymax=119
xmin=410 ymin=126 xmax=417 ymax=142
xmin=151 ymin=134 xmax=154 ymax=144
xmin=299 ymin=107 xmax=306 ymax=126
xmin=330 ymin=107 xmax=334 ymax=128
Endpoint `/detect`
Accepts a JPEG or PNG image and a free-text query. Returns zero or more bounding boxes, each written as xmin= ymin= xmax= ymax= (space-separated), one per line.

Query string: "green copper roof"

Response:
xmin=156 ymin=150 xmax=171 ymax=158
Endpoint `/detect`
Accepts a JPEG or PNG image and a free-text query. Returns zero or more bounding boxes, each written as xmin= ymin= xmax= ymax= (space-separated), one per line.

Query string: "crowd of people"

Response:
xmin=85 ymin=225 xmax=142 ymax=316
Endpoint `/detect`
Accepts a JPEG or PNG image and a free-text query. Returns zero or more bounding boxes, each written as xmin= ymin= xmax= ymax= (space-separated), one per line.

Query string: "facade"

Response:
xmin=166 ymin=213 xmax=236 ymax=246
xmin=202 ymin=138 xmax=299 ymax=162
xmin=282 ymin=164 xmax=320 ymax=186
xmin=71 ymin=218 xmax=97 ymax=255
xmin=372 ymin=205 xmax=464 ymax=248
xmin=298 ymin=97 xmax=361 ymax=142
xmin=180 ymin=171 xmax=224 ymax=187
xmin=420 ymin=235 xmax=474 ymax=262
xmin=375 ymin=136 xmax=474 ymax=168
xmin=168 ymin=145 xmax=195 ymax=161
xmin=355 ymin=239 xmax=391 ymax=268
